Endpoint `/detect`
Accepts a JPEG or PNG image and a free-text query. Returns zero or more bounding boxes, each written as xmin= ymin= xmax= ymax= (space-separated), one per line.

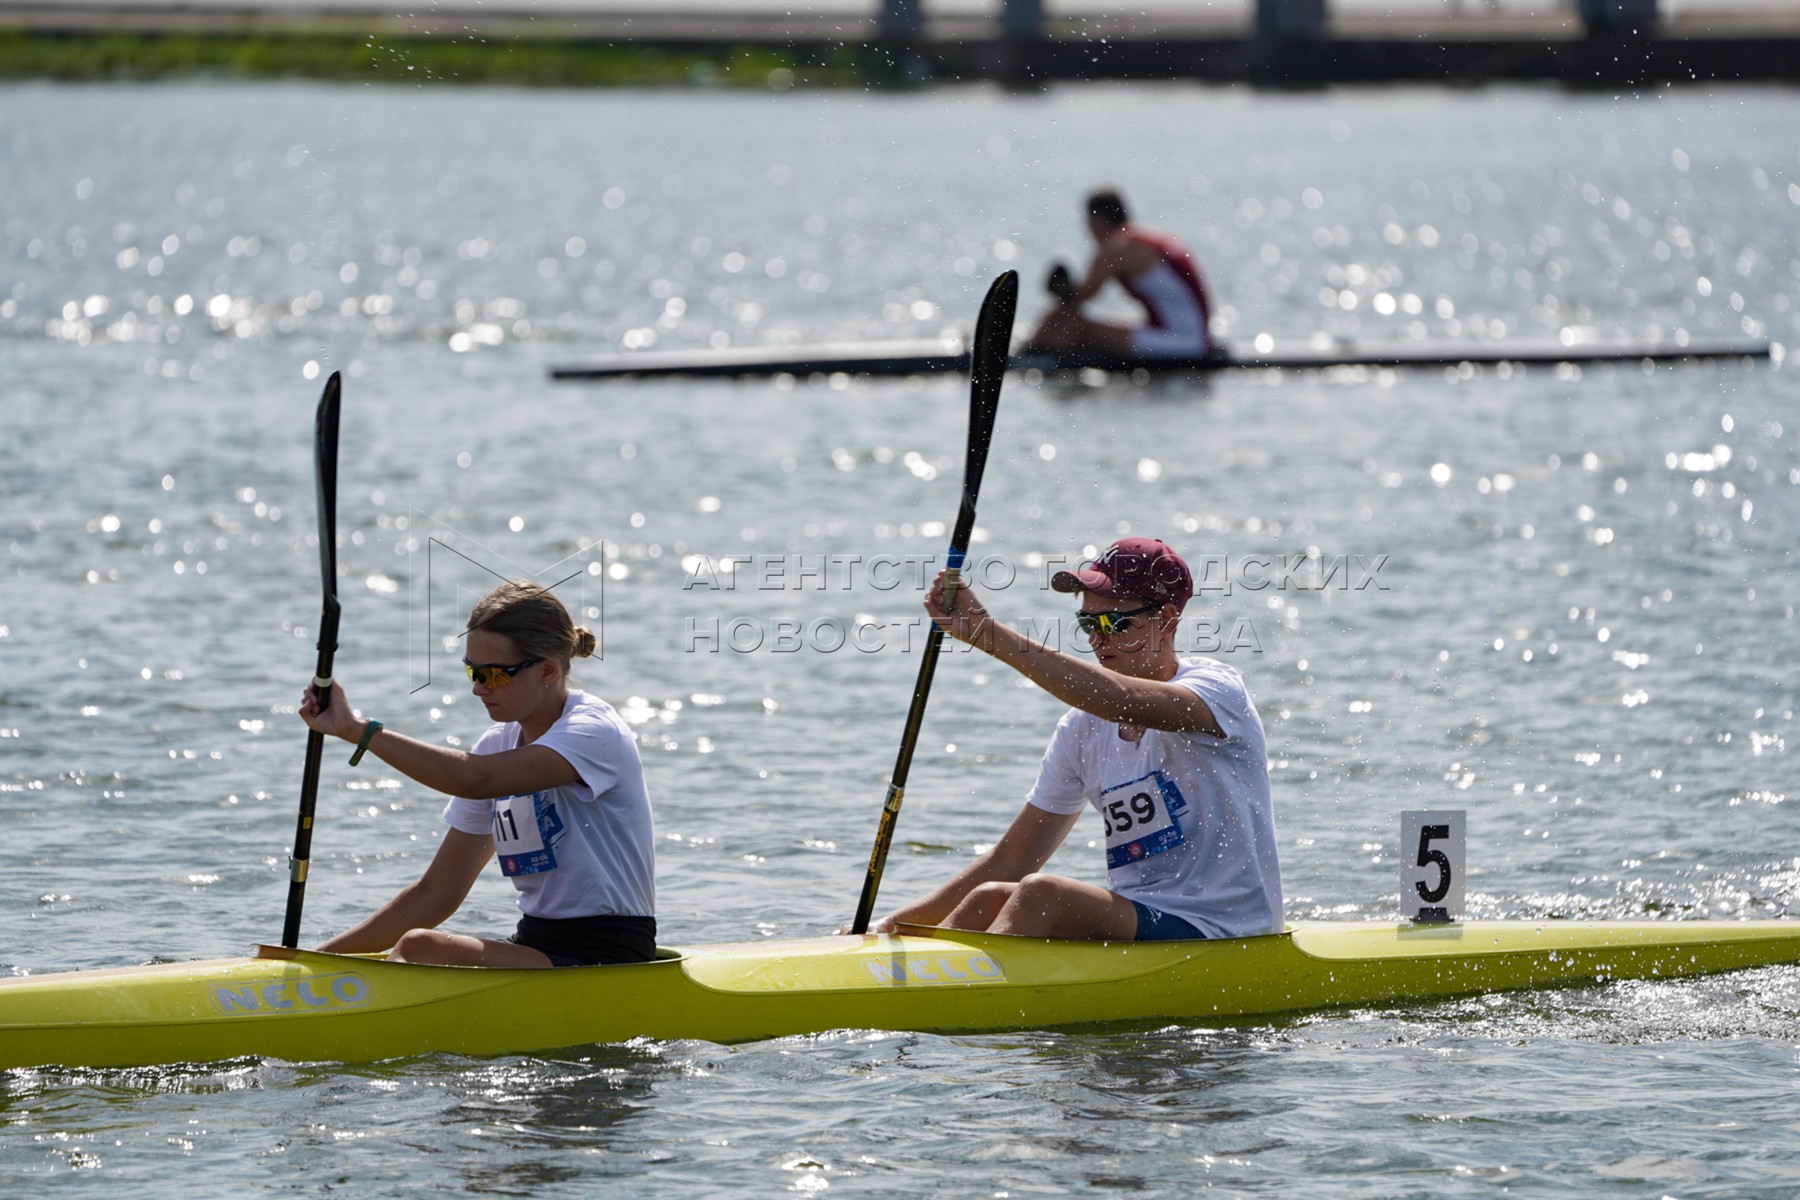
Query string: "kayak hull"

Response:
xmin=546 ymin=337 xmax=1773 ymax=381
xmin=4 ymin=919 xmax=1798 ymax=1070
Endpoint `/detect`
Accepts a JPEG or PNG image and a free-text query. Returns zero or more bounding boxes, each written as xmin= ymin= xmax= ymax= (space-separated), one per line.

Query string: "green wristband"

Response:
xmin=348 ymin=719 xmax=383 ymax=766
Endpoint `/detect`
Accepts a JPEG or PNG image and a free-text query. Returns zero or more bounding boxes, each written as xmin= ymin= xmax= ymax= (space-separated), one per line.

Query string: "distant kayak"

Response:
xmin=548 ymin=336 xmax=1773 ymax=381
xmin=5 ymin=919 xmax=1800 ymax=1069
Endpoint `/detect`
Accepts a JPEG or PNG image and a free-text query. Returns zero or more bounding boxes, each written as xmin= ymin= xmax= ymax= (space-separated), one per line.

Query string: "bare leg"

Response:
xmin=943 ymin=881 xmax=1018 ymax=932
xmin=388 ymin=927 xmax=555 ymax=968
xmin=987 ymin=873 xmax=1141 ymax=940
xmin=1026 ymin=306 xmax=1138 ymax=356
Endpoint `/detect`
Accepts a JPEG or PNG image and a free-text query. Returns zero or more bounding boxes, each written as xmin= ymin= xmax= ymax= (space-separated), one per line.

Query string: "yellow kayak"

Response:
xmin=3 ymin=919 xmax=1798 ymax=1070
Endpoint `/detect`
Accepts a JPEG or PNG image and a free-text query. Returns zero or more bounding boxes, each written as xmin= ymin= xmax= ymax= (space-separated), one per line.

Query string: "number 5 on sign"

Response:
xmin=1400 ymin=810 xmax=1465 ymax=923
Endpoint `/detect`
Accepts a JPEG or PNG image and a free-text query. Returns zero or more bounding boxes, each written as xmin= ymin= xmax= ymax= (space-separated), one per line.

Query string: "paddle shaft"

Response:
xmin=851 ymin=272 xmax=1017 ymax=935
xmin=282 ymin=374 xmax=342 ymax=949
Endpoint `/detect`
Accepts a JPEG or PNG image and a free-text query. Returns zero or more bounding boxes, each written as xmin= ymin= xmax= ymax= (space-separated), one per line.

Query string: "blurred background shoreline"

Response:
xmin=5 ymin=0 xmax=1800 ymax=86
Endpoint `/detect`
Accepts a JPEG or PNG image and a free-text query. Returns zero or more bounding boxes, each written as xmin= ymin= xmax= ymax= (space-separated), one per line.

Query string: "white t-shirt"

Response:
xmin=443 ymin=691 xmax=655 ymax=920
xmin=1025 ymin=658 xmax=1283 ymax=938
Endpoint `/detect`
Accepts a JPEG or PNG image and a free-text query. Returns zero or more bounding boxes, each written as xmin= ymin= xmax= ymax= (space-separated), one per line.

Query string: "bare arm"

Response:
xmin=299 ymin=680 xmax=579 ymax=799
xmin=316 ymin=827 xmax=495 ymax=954
xmin=1068 ymin=246 xmax=1122 ymax=304
xmin=873 ymin=804 xmax=1080 ymax=931
xmin=1068 ymin=236 xmax=1158 ymax=305
xmin=923 ymin=572 xmax=1223 ymax=735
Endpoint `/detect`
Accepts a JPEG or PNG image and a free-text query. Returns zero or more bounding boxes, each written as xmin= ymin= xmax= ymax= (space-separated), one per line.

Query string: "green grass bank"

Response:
xmin=0 ymin=30 xmax=875 ymax=86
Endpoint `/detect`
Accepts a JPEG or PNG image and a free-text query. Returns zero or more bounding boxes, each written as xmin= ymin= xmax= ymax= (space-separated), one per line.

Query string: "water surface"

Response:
xmin=2 ymin=80 xmax=1798 ymax=1196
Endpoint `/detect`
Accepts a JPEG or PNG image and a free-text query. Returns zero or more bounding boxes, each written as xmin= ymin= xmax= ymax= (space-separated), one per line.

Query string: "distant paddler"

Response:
xmin=1027 ymin=188 xmax=1216 ymax=360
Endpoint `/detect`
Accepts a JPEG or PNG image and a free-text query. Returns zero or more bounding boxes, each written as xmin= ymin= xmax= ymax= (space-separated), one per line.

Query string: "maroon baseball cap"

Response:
xmin=1051 ymin=537 xmax=1193 ymax=612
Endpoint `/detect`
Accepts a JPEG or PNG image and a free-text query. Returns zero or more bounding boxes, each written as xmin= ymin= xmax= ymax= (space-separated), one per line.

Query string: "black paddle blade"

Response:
xmin=848 ymin=273 xmax=1017 ymax=935
xmin=286 ymin=373 xmax=344 ymax=949
xmin=959 ymin=271 xmax=1017 ymax=522
xmin=315 ymin=372 xmax=342 ymax=614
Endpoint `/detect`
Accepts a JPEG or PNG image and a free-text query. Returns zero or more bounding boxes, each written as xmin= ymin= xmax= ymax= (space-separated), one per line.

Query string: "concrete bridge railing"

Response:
xmin=879 ymin=0 xmax=1658 ymax=40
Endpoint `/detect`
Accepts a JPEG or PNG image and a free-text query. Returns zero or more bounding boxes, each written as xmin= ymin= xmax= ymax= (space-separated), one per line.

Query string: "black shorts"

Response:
xmin=506 ymin=913 xmax=658 ymax=966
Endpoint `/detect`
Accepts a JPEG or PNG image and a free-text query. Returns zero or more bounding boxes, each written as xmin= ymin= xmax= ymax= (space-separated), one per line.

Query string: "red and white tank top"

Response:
xmin=1118 ymin=227 xmax=1212 ymax=333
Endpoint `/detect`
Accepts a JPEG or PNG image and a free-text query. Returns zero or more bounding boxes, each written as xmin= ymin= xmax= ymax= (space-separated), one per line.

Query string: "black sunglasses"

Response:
xmin=462 ymin=657 xmax=543 ymax=688
xmin=1075 ymin=603 xmax=1162 ymax=637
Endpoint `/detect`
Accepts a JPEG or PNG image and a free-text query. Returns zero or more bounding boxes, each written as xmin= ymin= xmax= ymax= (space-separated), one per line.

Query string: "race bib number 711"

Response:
xmin=494 ymin=792 xmax=563 ymax=877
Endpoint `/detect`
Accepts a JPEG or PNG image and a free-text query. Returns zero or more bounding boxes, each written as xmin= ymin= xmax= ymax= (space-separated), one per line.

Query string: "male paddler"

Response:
xmin=866 ymin=538 xmax=1282 ymax=941
xmin=1027 ymin=188 xmax=1215 ymax=359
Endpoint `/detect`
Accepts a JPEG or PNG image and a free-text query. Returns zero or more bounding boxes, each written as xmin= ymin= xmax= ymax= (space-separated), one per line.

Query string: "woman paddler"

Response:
xmin=298 ymin=580 xmax=656 ymax=967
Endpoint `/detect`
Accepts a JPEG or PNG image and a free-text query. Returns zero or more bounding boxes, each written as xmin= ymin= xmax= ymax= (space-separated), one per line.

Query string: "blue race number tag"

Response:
xmin=494 ymin=792 xmax=562 ymax=876
xmin=1101 ymin=770 xmax=1188 ymax=869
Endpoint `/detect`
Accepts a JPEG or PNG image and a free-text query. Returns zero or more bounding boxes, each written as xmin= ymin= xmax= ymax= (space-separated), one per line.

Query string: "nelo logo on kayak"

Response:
xmin=863 ymin=954 xmax=1003 ymax=986
xmin=210 ymin=971 xmax=372 ymax=1015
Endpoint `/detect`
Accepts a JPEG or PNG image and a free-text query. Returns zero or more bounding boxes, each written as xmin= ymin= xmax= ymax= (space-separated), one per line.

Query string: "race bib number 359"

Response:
xmin=1101 ymin=770 xmax=1189 ymax=869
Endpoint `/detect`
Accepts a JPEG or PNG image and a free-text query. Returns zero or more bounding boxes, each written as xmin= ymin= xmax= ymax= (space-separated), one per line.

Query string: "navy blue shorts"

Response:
xmin=507 ymin=913 xmax=658 ymax=966
xmin=1130 ymin=900 xmax=1205 ymax=941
